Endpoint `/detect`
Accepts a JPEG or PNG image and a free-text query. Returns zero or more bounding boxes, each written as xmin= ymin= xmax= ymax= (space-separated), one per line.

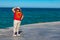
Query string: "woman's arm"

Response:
xmin=12 ymin=7 xmax=16 ymax=13
xmin=12 ymin=7 xmax=20 ymax=13
xmin=21 ymin=15 xmax=24 ymax=20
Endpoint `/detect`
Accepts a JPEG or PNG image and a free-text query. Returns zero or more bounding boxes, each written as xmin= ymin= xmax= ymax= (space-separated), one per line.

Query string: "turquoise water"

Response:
xmin=0 ymin=8 xmax=60 ymax=28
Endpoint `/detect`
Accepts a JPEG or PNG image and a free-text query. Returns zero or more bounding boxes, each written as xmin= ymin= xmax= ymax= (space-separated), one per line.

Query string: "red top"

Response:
xmin=14 ymin=12 xmax=23 ymax=21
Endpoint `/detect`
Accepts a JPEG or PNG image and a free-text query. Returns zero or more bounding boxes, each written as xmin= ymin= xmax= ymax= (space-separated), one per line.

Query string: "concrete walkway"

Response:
xmin=0 ymin=21 xmax=60 ymax=40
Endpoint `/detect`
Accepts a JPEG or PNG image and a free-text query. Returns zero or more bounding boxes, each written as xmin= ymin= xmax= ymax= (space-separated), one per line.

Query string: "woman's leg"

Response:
xmin=13 ymin=20 xmax=18 ymax=36
xmin=17 ymin=21 xmax=21 ymax=34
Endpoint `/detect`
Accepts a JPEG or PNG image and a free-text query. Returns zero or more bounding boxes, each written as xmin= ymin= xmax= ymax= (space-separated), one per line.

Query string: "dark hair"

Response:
xmin=14 ymin=8 xmax=21 ymax=12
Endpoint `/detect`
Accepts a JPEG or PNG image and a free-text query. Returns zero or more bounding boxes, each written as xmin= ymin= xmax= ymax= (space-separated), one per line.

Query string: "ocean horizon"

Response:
xmin=0 ymin=8 xmax=60 ymax=28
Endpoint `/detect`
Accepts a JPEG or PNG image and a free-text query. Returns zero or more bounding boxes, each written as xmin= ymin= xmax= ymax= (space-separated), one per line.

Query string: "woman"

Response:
xmin=12 ymin=7 xmax=24 ymax=36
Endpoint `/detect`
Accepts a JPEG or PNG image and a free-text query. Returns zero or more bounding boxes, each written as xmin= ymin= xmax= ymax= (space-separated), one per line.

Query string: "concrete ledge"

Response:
xmin=0 ymin=21 xmax=60 ymax=40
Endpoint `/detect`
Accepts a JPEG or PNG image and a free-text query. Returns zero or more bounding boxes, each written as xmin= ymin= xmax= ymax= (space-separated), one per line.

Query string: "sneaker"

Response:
xmin=17 ymin=31 xmax=22 ymax=36
xmin=17 ymin=34 xmax=21 ymax=36
xmin=18 ymin=31 xmax=22 ymax=34
xmin=13 ymin=32 xmax=17 ymax=36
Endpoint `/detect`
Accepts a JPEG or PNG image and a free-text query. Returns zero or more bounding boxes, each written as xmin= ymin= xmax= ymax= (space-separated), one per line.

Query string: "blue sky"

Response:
xmin=0 ymin=0 xmax=60 ymax=8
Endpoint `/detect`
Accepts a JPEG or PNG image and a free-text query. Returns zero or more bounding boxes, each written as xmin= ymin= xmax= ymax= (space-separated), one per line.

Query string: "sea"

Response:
xmin=0 ymin=8 xmax=60 ymax=28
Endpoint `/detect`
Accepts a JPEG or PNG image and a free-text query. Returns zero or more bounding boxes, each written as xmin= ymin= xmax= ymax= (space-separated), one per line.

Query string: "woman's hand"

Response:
xmin=21 ymin=15 xmax=24 ymax=20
